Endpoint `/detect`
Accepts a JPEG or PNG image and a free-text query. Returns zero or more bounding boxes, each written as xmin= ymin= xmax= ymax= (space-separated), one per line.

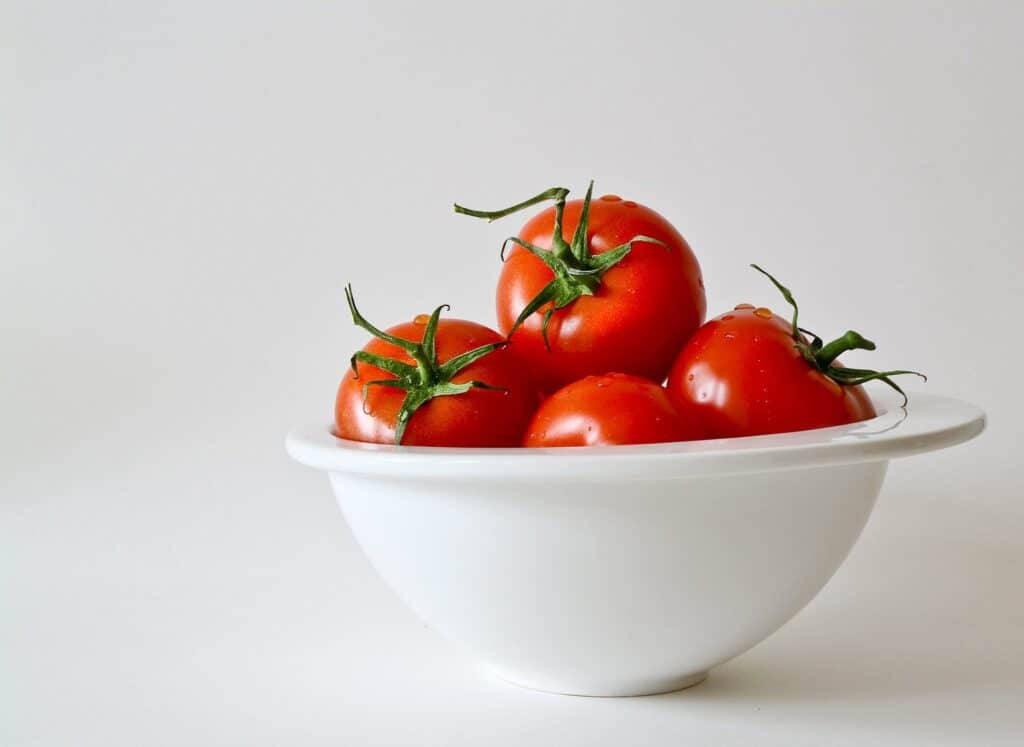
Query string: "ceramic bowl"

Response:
xmin=286 ymin=392 xmax=984 ymax=696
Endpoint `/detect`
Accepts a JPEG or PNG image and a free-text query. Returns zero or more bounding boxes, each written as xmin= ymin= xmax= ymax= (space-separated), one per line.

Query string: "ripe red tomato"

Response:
xmin=335 ymin=288 xmax=537 ymax=446
xmin=456 ymin=184 xmax=705 ymax=393
xmin=666 ymin=308 xmax=876 ymax=437
xmin=523 ymin=372 xmax=704 ymax=447
xmin=666 ymin=266 xmax=923 ymax=438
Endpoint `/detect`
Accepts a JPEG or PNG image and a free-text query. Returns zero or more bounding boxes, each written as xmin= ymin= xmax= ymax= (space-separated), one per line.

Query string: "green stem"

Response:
xmin=453 ymin=187 xmax=569 ymax=222
xmin=750 ymin=264 xmax=800 ymax=339
xmin=751 ymin=265 xmax=926 ymax=405
xmin=815 ymin=330 xmax=876 ymax=368
xmin=569 ymin=180 xmax=595 ymax=263
xmin=550 ymin=195 xmax=572 ymax=259
xmin=456 ymin=181 xmax=661 ymax=348
xmin=344 ymin=286 xmax=506 ymax=444
xmin=413 ymin=355 xmax=436 ymax=387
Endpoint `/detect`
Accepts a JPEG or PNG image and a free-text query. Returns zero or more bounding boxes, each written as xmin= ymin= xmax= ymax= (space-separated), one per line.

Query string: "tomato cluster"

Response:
xmin=335 ymin=183 xmax=922 ymax=447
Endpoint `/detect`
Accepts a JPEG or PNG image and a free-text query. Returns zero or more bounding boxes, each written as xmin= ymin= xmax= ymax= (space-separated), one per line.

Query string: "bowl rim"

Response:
xmin=285 ymin=391 xmax=985 ymax=479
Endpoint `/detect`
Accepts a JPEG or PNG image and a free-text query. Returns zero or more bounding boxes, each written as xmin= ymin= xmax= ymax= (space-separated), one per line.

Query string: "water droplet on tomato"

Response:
xmin=721 ymin=314 xmax=735 ymax=321
xmin=723 ymin=332 xmax=736 ymax=341
xmin=754 ymin=307 xmax=772 ymax=319
xmin=623 ymin=200 xmax=638 ymax=208
xmin=687 ymin=373 xmax=695 ymax=382
xmin=735 ymin=303 xmax=755 ymax=310
xmin=699 ymin=391 xmax=708 ymax=400
xmin=413 ymin=313 xmax=430 ymax=325
xmin=595 ymin=380 xmax=608 ymax=388
xmin=600 ymin=194 xmax=622 ymax=202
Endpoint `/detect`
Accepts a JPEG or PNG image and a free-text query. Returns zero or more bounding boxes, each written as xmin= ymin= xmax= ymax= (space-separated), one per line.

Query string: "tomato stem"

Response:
xmin=453 ymin=187 xmax=569 ymax=222
xmin=344 ymin=285 xmax=507 ymax=444
xmin=456 ymin=181 xmax=668 ymax=348
xmin=815 ymin=330 xmax=876 ymax=368
xmin=750 ymin=265 xmax=926 ymax=405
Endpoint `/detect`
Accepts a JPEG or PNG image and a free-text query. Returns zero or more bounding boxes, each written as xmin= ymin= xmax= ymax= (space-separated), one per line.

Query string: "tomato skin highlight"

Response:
xmin=666 ymin=308 xmax=876 ymax=438
xmin=523 ymin=372 xmax=704 ymax=447
xmin=335 ymin=319 xmax=537 ymax=447
xmin=499 ymin=197 xmax=705 ymax=393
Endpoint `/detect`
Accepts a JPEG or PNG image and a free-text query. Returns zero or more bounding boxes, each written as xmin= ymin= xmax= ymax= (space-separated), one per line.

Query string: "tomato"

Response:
xmin=666 ymin=308 xmax=877 ymax=437
xmin=523 ymin=372 xmax=704 ymax=447
xmin=666 ymin=266 xmax=923 ymax=438
xmin=456 ymin=184 xmax=705 ymax=393
xmin=335 ymin=287 xmax=536 ymax=446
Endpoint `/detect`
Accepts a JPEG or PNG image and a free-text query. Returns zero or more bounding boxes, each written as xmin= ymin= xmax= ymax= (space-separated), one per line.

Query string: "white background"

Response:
xmin=3 ymin=2 xmax=1023 ymax=744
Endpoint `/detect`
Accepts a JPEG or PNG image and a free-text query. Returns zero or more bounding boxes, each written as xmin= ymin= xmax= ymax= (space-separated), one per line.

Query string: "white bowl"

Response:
xmin=286 ymin=392 xmax=984 ymax=696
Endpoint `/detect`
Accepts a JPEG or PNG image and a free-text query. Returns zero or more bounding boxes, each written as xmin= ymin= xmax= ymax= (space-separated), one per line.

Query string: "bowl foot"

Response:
xmin=489 ymin=668 xmax=709 ymax=697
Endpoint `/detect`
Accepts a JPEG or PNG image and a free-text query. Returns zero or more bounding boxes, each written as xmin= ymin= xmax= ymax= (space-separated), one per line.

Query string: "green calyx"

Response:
xmin=750 ymin=264 xmax=926 ymax=405
xmin=345 ymin=285 xmax=506 ymax=445
xmin=454 ymin=181 xmax=668 ymax=349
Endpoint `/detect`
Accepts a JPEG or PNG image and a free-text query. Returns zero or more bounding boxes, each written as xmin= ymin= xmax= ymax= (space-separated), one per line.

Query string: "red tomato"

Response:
xmin=666 ymin=266 xmax=923 ymax=438
xmin=523 ymin=372 xmax=704 ymax=447
xmin=456 ymin=185 xmax=705 ymax=393
xmin=666 ymin=307 xmax=876 ymax=437
xmin=335 ymin=288 xmax=536 ymax=446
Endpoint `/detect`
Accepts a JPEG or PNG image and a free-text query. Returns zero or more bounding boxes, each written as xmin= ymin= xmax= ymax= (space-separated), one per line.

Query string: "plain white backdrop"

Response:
xmin=2 ymin=1 xmax=1022 ymax=744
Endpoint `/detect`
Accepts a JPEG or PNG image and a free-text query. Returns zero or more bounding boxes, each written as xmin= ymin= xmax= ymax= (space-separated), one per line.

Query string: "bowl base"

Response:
xmin=489 ymin=668 xmax=709 ymax=697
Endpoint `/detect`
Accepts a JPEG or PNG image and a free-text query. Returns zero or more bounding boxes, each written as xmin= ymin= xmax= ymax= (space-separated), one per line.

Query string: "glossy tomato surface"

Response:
xmin=523 ymin=372 xmax=704 ymax=447
xmin=500 ymin=195 xmax=705 ymax=393
xmin=666 ymin=306 xmax=876 ymax=438
xmin=335 ymin=318 xmax=537 ymax=446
